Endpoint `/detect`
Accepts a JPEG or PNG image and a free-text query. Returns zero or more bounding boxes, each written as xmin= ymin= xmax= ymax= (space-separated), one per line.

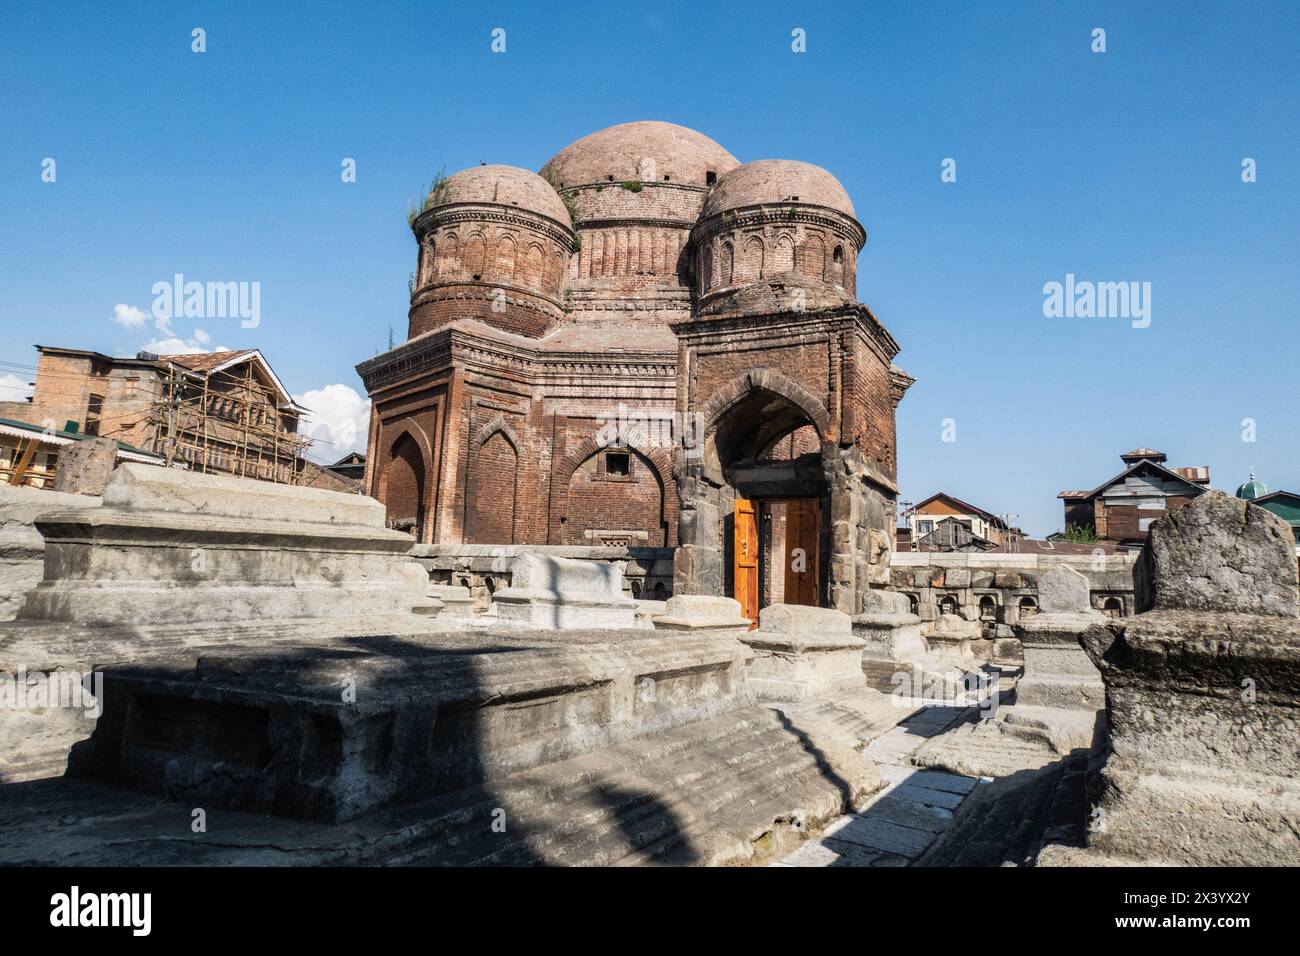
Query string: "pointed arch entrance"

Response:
xmin=381 ymin=430 xmax=427 ymax=538
xmin=676 ymin=369 xmax=831 ymax=624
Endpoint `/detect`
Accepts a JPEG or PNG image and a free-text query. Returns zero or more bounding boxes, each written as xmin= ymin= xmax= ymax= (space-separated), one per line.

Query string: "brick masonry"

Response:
xmin=357 ymin=123 xmax=912 ymax=613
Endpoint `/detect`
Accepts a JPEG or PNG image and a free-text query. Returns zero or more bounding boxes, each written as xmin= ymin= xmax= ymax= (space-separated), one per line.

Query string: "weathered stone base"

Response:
xmin=428 ymin=584 xmax=476 ymax=618
xmin=652 ymin=595 xmax=750 ymax=634
xmin=492 ymin=590 xmax=638 ymax=629
xmin=0 ymin=614 xmax=449 ymax=783
xmin=1014 ymin=612 xmax=1106 ymax=711
xmin=741 ymin=605 xmax=868 ymax=701
xmin=0 ymin=701 xmax=884 ymax=866
xmin=491 ymin=552 xmax=638 ymax=630
xmin=0 ymin=484 xmax=101 ymax=622
xmin=1047 ymin=764 xmax=1300 ymax=866
xmin=68 ymin=628 xmax=753 ymax=823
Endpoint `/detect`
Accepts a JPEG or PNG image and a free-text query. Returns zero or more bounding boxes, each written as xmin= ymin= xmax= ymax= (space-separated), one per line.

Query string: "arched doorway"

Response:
xmin=383 ymin=432 xmax=426 ymax=539
xmin=683 ymin=378 xmax=830 ymax=626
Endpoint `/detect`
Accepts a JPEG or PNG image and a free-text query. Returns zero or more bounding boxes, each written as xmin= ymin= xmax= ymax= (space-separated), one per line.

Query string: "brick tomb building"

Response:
xmin=356 ymin=122 xmax=913 ymax=617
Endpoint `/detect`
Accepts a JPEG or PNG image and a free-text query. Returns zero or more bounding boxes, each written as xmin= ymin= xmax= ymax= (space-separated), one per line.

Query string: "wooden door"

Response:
xmin=783 ymin=498 xmax=820 ymax=607
xmin=733 ymin=498 xmax=759 ymax=629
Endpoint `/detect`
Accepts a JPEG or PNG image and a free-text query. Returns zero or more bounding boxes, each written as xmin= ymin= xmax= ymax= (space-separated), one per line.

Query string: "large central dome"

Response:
xmin=540 ymin=121 xmax=739 ymax=188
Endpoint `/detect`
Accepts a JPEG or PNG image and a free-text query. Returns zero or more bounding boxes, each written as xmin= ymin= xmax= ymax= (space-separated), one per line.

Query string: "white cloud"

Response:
xmin=140 ymin=336 xmax=209 ymax=356
xmin=0 ymin=372 xmax=34 ymax=403
xmin=192 ymin=328 xmax=211 ymax=344
xmin=294 ymin=383 xmax=371 ymax=463
xmin=111 ymin=303 xmax=150 ymax=329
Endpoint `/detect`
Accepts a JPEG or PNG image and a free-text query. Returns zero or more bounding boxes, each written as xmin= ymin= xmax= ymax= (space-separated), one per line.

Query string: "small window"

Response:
xmin=85 ymin=394 xmax=104 ymax=437
xmin=918 ymin=520 xmax=933 ymax=534
xmin=606 ymin=452 xmax=630 ymax=477
xmin=705 ymin=171 xmax=717 ymax=186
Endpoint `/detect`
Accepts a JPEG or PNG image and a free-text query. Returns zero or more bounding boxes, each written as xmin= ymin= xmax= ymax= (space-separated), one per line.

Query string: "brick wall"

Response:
xmin=467 ymin=430 xmax=519 ymax=543
xmin=563 ymin=446 xmax=667 ymax=546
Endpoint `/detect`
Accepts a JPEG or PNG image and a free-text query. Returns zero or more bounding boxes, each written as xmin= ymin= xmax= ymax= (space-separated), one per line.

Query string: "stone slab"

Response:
xmin=1136 ymin=490 xmax=1299 ymax=618
xmin=1037 ymin=565 xmax=1091 ymax=614
xmin=101 ymin=462 xmax=385 ymax=527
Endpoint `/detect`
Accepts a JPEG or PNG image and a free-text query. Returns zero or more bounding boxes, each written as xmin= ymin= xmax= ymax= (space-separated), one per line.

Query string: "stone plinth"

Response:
xmin=1014 ymin=614 xmax=1106 ymax=711
xmin=854 ymin=588 xmax=926 ymax=690
xmin=741 ymin=604 xmax=867 ymax=701
xmin=1045 ymin=493 xmax=1300 ymax=866
xmin=492 ymin=552 xmax=637 ymax=629
xmin=17 ymin=464 xmax=419 ymax=625
xmin=924 ymin=614 xmax=978 ymax=661
xmin=69 ymin=628 xmax=754 ymax=823
xmin=0 ymin=484 xmax=101 ymax=622
xmin=397 ymin=563 xmax=442 ymax=617
xmin=855 ymin=589 xmax=987 ymax=702
xmin=652 ymin=595 xmax=749 ymax=633
xmin=1013 ymin=567 xmax=1106 ymax=712
xmin=428 ymin=583 xmax=476 ymax=618
xmin=1072 ymin=611 xmax=1300 ymax=865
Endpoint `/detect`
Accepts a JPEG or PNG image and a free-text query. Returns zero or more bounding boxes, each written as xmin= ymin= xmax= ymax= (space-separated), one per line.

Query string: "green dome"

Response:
xmin=1236 ymin=470 xmax=1269 ymax=500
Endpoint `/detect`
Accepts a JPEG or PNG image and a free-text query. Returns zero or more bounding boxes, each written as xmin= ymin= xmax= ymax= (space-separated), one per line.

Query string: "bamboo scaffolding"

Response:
xmin=150 ymin=359 xmax=310 ymax=485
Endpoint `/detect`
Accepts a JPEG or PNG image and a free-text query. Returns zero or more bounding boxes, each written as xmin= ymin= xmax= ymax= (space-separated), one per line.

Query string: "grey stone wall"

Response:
xmin=886 ymin=551 xmax=1136 ymax=659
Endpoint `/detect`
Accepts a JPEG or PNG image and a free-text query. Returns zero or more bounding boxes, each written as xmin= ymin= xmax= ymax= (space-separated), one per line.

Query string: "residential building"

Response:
xmin=0 ymin=346 xmax=314 ymax=485
xmin=0 ymin=417 xmax=163 ymax=488
xmin=898 ymin=492 xmax=1023 ymax=552
xmin=1058 ymin=448 xmax=1210 ymax=549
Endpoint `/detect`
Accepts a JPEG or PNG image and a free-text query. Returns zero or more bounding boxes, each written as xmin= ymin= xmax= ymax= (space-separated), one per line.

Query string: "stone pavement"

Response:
xmin=774 ymin=702 xmax=984 ymax=866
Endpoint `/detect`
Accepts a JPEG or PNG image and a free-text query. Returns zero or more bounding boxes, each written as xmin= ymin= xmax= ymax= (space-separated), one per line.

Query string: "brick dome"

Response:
xmin=540 ymin=121 xmax=738 ymax=188
xmin=409 ymin=164 xmax=574 ymax=341
xmin=429 ymin=164 xmax=571 ymax=227
xmin=702 ymin=160 xmax=855 ymax=219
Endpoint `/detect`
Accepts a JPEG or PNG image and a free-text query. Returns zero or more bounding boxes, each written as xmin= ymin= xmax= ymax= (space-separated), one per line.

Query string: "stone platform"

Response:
xmin=69 ymin=627 xmax=752 ymax=823
xmin=0 ymin=699 xmax=887 ymax=866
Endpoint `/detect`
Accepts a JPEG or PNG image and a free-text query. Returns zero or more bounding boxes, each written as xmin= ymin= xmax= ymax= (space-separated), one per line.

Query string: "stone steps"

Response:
xmin=369 ymin=704 xmax=878 ymax=866
xmin=776 ymin=704 xmax=986 ymax=866
xmin=914 ymin=757 xmax=1067 ymax=867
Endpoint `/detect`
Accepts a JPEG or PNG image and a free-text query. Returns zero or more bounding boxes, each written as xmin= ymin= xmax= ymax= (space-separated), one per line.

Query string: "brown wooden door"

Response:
xmin=783 ymin=498 xmax=820 ymax=607
xmin=733 ymin=498 xmax=759 ymax=629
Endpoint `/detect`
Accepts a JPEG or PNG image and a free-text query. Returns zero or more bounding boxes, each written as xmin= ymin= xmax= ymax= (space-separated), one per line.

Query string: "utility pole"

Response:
xmin=999 ymin=513 xmax=1021 ymax=553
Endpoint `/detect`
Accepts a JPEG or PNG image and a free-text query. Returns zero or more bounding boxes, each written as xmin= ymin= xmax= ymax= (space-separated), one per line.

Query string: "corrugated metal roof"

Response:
xmin=0 ymin=416 xmax=164 ymax=461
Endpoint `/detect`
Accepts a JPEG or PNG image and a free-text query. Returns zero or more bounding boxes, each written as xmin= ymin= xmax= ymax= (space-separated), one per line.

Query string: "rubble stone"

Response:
xmin=1136 ymin=489 xmax=1299 ymax=617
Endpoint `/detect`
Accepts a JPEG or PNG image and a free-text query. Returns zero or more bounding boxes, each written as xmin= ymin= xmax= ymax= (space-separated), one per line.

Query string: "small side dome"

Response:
xmin=702 ymin=160 xmax=855 ymax=219
xmin=428 ymin=164 xmax=571 ymax=227
xmin=408 ymin=164 xmax=573 ymax=341
xmin=1236 ymin=470 xmax=1269 ymax=500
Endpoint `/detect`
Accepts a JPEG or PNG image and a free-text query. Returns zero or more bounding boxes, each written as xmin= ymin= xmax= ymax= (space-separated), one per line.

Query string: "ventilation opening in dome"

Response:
xmin=706 ymin=171 xmax=717 ymax=186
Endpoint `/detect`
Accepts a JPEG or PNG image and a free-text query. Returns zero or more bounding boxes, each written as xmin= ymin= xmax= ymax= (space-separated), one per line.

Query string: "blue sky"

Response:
xmin=1 ymin=1 xmax=1296 ymax=535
